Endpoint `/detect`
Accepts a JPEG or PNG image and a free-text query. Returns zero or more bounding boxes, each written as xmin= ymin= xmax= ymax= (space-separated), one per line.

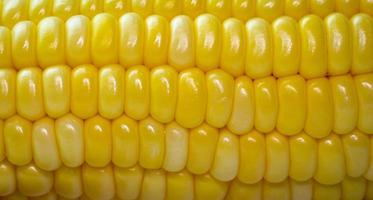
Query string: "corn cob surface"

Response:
xmin=0 ymin=0 xmax=373 ymax=199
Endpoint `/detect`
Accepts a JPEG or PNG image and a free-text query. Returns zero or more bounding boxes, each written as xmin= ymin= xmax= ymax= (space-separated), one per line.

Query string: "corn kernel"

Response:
xmin=263 ymin=180 xmax=290 ymax=200
xmin=232 ymin=0 xmax=255 ymax=21
xmin=0 ymin=69 xmax=16 ymax=119
xmin=265 ymin=132 xmax=289 ymax=183
xmin=354 ymin=73 xmax=373 ymax=134
xmin=131 ymin=0 xmax=153 ymax=18
xmin=36 ymin=17 xmax=65 ymax=68
xmin=55 ymin=166 xmax=83 ymax=199
xmin=104 ymin=0 xmax=130 ymax=18
xmin=140 ymin=169 xmax=166 ymax=200
xmin=80 ymin=0 xmax=103 ymax=19
xmin=0 ymin=160 xmax=16 ymax=196
xmin=226 ymin=179 xmax=261 ymax=200
xmin=313 ymin=182 xmax=341 ymax=200
xmin=112 ymin=115 xmax=139 ymax=168
xmin=256 ymin=0 xmax=283 ymax=22
xmin=163 ymin=122 xmax=188 ymax=172
xmin=32 ymin=118 xmax=61 ymax=171
xmin=114 ymin=165 xmax=143 ymax=200
xmin=55 ymin=114 xmax=84 ymax=168
xmin=284 ymin=0 xmax=308 ymax=20
xmin=310 ymin=0 xmax=335 ymax=18
xmin=11 ymin=22 xmax=38 ymax=69
xmin=342 ymin=176 xmax=367 ymax=200
xmin=82 ymin=164 xmax=115 ymax=200
xmin=16 ymin=163 xmax=53 ymax=197
xmin=65 ymin=15 xmax=91 ymax=67
xmin=206 ymin=0 xmax=231 ymax=21
xmin=183 ymin=0 xmax=205 ymax=18
xmin=0 ymin=27 xmax=12 ymax=68
xmin=365 ymin=136 xmax=373 ymax=181
xmin=118 ymin=13 xmax=144 ymax=68
xmin=290 ymin=179 xmax=313 ymax=200
xmin=238 ymin=130 xmax=265 ymax=184
xmin=154 ymin=0 xmax=181 ymax=20
xmin=194 ymin=174 xmax=229 ymax=200
xmin=91 ymin=13 xmax=118 ymax=67
xmin=84 ymin=115 xmax=112 ymax=168
xmin=166 ymin=170 xmax=194 ymax=200
xmin=28 ymin=0 xmax=52 ymax=24
xmin=1 ymin=0 xmax=27 ymax=28
xmin=4 ymin=116 xmax=32 ymax=166
xmin=336 ymin=0 xmax=359 ymax=17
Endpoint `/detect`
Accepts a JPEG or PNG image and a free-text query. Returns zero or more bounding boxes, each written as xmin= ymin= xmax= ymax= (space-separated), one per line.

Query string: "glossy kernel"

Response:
xmin=0 ymin=69 xmax=16 ymax=119
xmin=354 ymin=73 xmax=373 ymax=134
xmin=16 ymin=163 xmax=53 ymax=197
xmin=265 ymin=132 xmax=289 ymax=183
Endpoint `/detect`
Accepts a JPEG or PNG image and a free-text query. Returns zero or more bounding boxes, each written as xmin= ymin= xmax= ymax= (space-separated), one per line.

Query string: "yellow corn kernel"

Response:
xmin=163 ymin=122 xmax=188 ymax=172
xmin=166 ymin=170 xmax=194 ymax=200
xmin=176 ymin=68 xmax=207 ymax=128
xmin=114 ymin=165 xmax=143 ymax=200
xmin=4 ymin=116 xmax=32 ymax=166
xmin=254 ymin=77 xmax=278 ymax=133
xmin=0 ymin=161 xmax=16 ymax=196
xmin=183 ymin=0 xmax=205 ymax=18
xmin=284 ymin=0 xmax=308 ymax=20
xmin=227 ymin=76 xmax=254 ymax=135
xmin=139 ymin=117 xmax=165 ymax=169
xmin=140 ymin=169 xmax=166 ymax=200
xmin=32 ymin=118 xmax=61 ymax=171
xmin=53 ymin=0 xmax=79 ymax=21
xmin=118 ymin=13 xmax=144 ymax=68
xmin=277 ymin=75 xmax=306 ymax=135
xmin=84 ymin=115 xmax=112 ymax=168
xmin=289 ymin=133 xmax=317 ymax=181
xmin=226 ymin=179 xmax=262 ymax=200
xmin=42 ymin=65 xmax=70 ymax=118
xmin=310 ymin=0 xmax=335 ymax=18
xmin=336 ymin=0 xmax=359 ymax=17
xmin=0 ymin=121 xmax=3 ymax=161
xmin=290 ymin=179 xmax=313 ymax=200
xmin=265 ymin=132 xmax=289 ymax=183
xmin=1 ymin=0 xmax=27 ymax=28
xmin=206 ymin=0 xmax=231 ymax=20
xmin=351 ymin=14 xmax=373 ymax=74
xmin=325 ymin=13 xmax=351 ymax=76
xmin=263 ymin=180 xmax=290 ymax=200
xmin=55 ymin=114 xmax=84 ymax=168
xmin=0 ymin=27 xmax=12 ymax=68
xmin=342 ymin=176 xmax=367 ymax=200
xmin=211 ymin=129 xmax=239 ymax=182
xmin=354 ymin=73 xmax=373 ymax=134
xmin=112 ymin=115 xmax=139 ymax=168
xmin=131 ymin=0 xmax=153 ymax=18
xmin=238 ymin=130 xmax=265 ymax=184
xmin=82 ymin=164 xmax=115 ymax=200
xmin=125 ymin=65 xmax=150 ymax=120
xmin=0 ymin=69 xmax=16 ymax=119
xmin=28 ymin=0 xmax=51 ymax=24
xmin=299 ymin=15 xmax=327 ymax=79
xmin=195 ymin=14 xmax=221 ymax=72
xmin=71 ymin=65 xmax=98 ymax=119
xmin=80 ymin=0 xmax=103 ymax=18
xmin=16 ymin=68 xmax=45 ymax=121
xmin=256 ymin=0 xmax=283 ymax=22
xmin=37 ymin=17 xmax=65 ymax=68
xmin=305 ymin=78 xmax=333 ymax=138
xmin=232 ymin=0 xmax=255 ymax=21
xmin=245 ymin=18 xmax=272 ymax=78
xmin=98 ymin=65 xmax=125 ymax=119
xmin=168 ymin=15 xmax=195 ymax=71
xmin=55 ymin=166 xmax=83 ymax=199
xmin=221 ymin=18 xmax=245 ymax=77
xmin=315 ymin=134 xmax=346 ymax=185
xmin=361 ymin=0 xmax=373 ymax=16
xmin=330 ymin=75 xmax=358 ymax=134
xmin=11 ymin=21 xmax=38 ymax=69
xmin=65 ymin=15 xmax=91 ymax=67
xmin=195 ymin=174 xmax=229 ymax=200
xmin=272 ymin=17 xmax=300 ymax=77
xmin=91 ymin=13 xmax=118 ymax=67
xmin=154 ymin=0 xmax=181 ymax=20
xmin=16 ymin=163 xmax=53 ymax=197
xmin=206 ymin=69 xmax=234 ymax=128
xmin=187 ymin=123 xmax=218 ymax=174
xmin=150 ymin=66 xmax=178 ymax=123
xmin=313 ymin=182 xmax=341 ymax=200
xmin=104 ymin=0 xmax=130 ymax=18
xmin=342 ymin=130 xmax=370 ymax=177
xmin=144 ymin=15 xmax=169 ymax=68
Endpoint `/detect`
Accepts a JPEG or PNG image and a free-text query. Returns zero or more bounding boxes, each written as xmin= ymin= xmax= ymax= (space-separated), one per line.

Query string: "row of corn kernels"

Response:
xmin=1 ymin=66 xmax=372 ymax=135
xmin=1 ymin=114 xmax=373 ymax=185
xmin=1 ymin=0 xmax=372 ymax=27
xmin=1 ymin=13 xmax=372 ymax=77
xmin=1 ymin=160 xmax=373 ymax=200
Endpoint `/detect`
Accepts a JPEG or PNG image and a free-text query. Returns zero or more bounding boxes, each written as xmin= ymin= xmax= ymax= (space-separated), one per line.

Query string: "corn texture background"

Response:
xmin=0 ymin=0 xmax=373 ymax=199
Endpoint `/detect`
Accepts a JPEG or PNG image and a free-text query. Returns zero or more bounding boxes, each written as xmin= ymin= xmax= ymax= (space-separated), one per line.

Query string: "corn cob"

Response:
xmin=0 ymin=0 xmax=373 ymax=199
xmin=1 ymin=0 xmax=372 ymax=28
